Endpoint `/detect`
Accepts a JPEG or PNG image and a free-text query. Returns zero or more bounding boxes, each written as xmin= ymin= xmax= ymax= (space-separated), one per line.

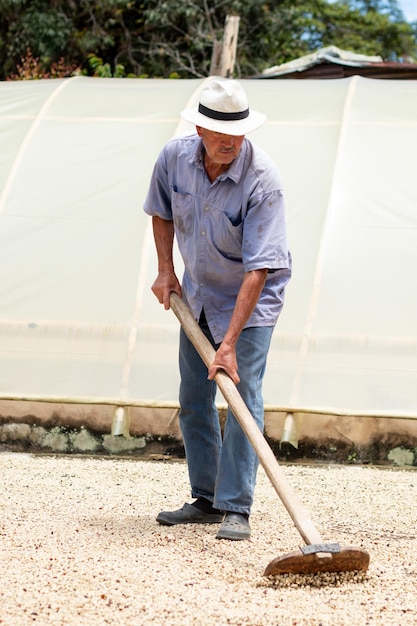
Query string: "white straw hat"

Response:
xmin=180 ymin=78 xmax=266 ymax=135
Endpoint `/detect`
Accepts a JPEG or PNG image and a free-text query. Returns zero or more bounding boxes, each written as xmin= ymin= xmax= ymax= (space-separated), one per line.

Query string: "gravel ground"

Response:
xmin=1 ymin=452 xmax=416 ymax=626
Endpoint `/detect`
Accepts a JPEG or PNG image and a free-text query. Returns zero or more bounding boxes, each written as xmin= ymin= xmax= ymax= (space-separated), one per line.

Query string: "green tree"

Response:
xmin=0 ymin=0 xmax=74 ymax=78
xmin=302 ymin=0 xmax=416 ymax=61
xmin=0 ymin=0 xmax=415 ymax=80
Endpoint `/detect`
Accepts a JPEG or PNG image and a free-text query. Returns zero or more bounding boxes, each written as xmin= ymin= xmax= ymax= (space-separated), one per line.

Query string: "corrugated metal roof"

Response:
xmin=259 ymin=45 xmax=417 ymax=79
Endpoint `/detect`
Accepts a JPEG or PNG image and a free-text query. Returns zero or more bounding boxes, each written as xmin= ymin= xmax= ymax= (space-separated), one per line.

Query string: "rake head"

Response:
xmin=264 ymin=545 xmax=370 ymax=576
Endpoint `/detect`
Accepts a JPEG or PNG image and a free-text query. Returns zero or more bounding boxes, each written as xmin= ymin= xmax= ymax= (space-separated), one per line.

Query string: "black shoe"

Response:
xmin=156 ymin=502 xmax=224 ymax=526
xmin=216 ymin=513 xmax=251 ymax=540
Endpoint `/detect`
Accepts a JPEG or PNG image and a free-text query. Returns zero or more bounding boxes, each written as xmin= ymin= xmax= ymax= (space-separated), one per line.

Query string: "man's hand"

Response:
xmin=151 ymin=270 xmax=182 ymax=310
xmin=207 ymin=342 xmax=240 ymax=385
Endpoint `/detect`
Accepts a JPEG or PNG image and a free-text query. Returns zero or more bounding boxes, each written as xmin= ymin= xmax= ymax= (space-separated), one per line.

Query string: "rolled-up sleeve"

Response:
xmin=143 ymin=148 xmax=172 ymax=221
xmin=242 ymin=189 xmax=289 ymax=273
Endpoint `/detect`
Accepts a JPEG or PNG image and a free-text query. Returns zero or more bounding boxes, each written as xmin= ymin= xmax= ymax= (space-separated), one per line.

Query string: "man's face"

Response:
xmin=196 ymin=126 xmax=245 ymax=166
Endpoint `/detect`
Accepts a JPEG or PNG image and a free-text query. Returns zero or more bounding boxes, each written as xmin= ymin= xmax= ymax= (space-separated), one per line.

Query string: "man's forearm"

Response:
xmin=151 ymin=216 xmax=181 ymax=308
xmin=223 ymin=269 xmax=268 ymax=347
xmin=152 ymin=215 xmax=175 ymax=272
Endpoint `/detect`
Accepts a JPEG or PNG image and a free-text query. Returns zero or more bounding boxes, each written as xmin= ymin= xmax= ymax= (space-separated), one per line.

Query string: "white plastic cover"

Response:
xmin=1 ymin=76 xmax=416 ymax=418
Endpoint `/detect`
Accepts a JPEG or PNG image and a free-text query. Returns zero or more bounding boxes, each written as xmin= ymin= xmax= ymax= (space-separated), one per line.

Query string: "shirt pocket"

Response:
xmin=171 ymin=187 xmax=194 ymax=236
xmin=214 ymin=210 xmax=244 ymax=260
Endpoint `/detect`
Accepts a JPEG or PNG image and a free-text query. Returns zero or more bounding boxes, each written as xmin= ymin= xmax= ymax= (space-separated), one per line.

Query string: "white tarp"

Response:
xmin=1 ymin=75 xmax=416 ymax=418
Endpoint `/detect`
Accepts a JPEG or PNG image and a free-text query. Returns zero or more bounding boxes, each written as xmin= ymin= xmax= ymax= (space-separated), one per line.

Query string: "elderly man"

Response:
xmin=144 ymin=78 xmax=291 ymax=541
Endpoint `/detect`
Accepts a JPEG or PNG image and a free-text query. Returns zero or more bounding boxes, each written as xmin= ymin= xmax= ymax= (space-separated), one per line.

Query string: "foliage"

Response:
xmin=86 ymin=53 xmax=126 ymax=78
xmin=7 ymin=49 xmax=81 ymax=80
xmin=304 ymin=0 xmax=417 ymax=61
xmin=0 ymin=0 xmax=415 ymax=80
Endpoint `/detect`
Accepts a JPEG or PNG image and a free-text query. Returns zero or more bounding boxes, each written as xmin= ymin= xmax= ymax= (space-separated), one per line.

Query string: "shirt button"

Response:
xmin=201 ymin=230 xmax=205 ymax=235
xmin=204 ymin=206 xmax=209 ymax=211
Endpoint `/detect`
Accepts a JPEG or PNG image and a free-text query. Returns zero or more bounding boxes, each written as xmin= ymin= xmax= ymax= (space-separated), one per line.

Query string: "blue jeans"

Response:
xmin=178 ymin=314 xmax=274 ymax=515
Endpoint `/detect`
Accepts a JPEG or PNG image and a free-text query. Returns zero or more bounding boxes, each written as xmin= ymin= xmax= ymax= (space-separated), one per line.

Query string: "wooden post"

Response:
xmin=209 ymin=15 xmax=240 ymax=77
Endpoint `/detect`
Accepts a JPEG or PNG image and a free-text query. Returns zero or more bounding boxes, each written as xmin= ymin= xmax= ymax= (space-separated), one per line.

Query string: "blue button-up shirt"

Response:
xmin=144 ymin=133 xmax=291 ymax=343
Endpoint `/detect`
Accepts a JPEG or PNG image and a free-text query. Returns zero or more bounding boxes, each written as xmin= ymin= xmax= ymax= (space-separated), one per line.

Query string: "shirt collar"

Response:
xmin=191 ymin=137 xmax=247 ymax=184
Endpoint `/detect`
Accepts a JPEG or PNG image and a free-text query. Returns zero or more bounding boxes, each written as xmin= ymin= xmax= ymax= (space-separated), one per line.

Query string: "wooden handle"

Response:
xmin=169 ymin=292 xmax=324 ymax=547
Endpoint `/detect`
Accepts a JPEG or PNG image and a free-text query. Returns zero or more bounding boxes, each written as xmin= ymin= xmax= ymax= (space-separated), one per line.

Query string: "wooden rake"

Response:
xmin=170 ymin=293 xmax=370 ymax=576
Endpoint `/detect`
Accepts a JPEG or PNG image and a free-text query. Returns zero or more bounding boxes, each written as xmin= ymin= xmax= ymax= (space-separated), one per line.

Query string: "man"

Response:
xmin=144 ymin=78 xmax=291 ymax=541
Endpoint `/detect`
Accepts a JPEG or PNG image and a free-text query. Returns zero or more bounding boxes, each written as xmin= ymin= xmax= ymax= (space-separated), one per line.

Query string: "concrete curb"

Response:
xmin=1 ymin=399 xmax=417 ymax=466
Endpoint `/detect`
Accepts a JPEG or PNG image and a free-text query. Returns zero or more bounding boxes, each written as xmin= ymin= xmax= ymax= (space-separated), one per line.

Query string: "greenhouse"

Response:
xmin=1 ymin=75 xmax=416 ymax=443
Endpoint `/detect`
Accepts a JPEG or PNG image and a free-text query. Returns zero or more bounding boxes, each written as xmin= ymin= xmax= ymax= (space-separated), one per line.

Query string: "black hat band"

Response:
xmin=198 ymin=103 xmax=249 ymax=121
